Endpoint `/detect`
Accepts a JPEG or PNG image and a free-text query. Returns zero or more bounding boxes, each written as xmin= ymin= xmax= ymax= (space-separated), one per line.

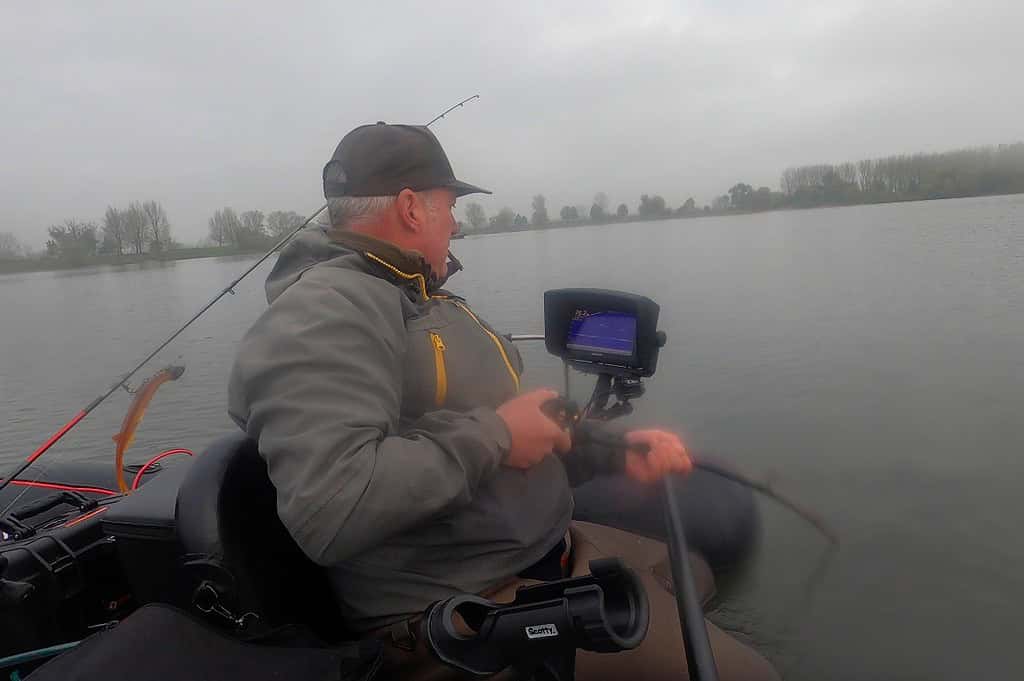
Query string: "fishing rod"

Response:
xmin=663 ymin=474 xmax=719 ymax=681
xmin=426 ymin=94 xmax=480 ymax=127
xmin=576 ymin=427 xmax=838 ymax=545
xmin=0 ymin=95 xmax=481 ymax=496
xmin=514 ymin=335 xmax=838 ymax=544
xmin=691 ymin=458 xmax=838 ymax=545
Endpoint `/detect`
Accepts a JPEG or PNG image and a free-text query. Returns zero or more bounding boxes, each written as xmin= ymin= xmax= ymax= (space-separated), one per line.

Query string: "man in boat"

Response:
xmin=227 ymin=122 xmax=779 ymax=680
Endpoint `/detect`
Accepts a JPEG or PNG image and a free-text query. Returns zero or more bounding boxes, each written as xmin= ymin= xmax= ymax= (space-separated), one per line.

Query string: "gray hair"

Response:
xmin=325 ymin=195 xmax=397 ymax=231
xmin=323 ymin=191 xmax=443 ymax=234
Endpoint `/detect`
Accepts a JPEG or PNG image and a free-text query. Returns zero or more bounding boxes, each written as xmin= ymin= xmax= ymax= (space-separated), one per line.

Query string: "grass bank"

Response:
xmin=0 ymin=245 xmax=267 ymax=275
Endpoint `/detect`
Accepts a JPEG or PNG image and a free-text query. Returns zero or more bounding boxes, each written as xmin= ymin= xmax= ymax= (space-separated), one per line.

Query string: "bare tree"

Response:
xmin=489 ymin=207 xmax=516 ymax=229
xmin=208 ymin=208 xmax=243 ymax=247
xmin=780 ymin=168 xmax=796 ymax=195
xmin=637 ymin=195 xmax=667 ymax=216
xmin=208 ymin=212 xmax=226 ymax=247
xmin=101 ymin=206 xmax=126 ymax=256
xmin=593 ymin=192 xmax=609 ymax=213
xmin=857 ymin=159 xmax=876 ymax=192
xmin=266 ymin=210 xmax=304 ymax=238
xmin=45 ymin=220 xmax=98 ymax=263
xmin=235 ymin=210 xmax=268 ymax=248
xmin=142 ymin=200 xmax=170 ymax=252
xmin=530 ymin=195 xmax=549 ymax=225
xmin=124 ymin=202 xmax=147 ymax=255
xmin=836 ymin=162 xmax=857 ymax=185
xmin=464 ymin=202 xmax=487 ymax=229
xmin=0 ymin=231 xmax=23 ymax=258
xmin=240 ymin=210 xmax=265 ymax=235
xmin=224 ymin=209 xmax=243 ymax=245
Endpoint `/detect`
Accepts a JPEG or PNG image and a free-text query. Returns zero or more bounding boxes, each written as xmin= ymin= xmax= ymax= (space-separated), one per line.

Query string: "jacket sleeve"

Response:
xmin=229 ymin=271 xmax=510 ymax=566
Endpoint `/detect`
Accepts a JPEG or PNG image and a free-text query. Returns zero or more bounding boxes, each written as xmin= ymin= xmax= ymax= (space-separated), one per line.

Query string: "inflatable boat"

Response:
xmin=0 ymin=430 xmax=760 ymax=669
xmin=0 ymin=287 xmax=833 ymax=681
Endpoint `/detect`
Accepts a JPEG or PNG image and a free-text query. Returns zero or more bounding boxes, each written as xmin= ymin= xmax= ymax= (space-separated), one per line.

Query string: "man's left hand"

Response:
xmin=623 ymin=429 xmax=693 ymax=483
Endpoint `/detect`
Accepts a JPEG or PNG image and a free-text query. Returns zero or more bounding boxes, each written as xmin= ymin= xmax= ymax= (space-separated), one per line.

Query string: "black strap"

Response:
xmin=518 ymin=538 xmax=568 ymax=581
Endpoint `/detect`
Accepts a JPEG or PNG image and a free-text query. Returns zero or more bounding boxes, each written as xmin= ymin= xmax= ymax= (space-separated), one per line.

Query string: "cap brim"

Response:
xmin=447 ymin=179 xmax=492 ymax=197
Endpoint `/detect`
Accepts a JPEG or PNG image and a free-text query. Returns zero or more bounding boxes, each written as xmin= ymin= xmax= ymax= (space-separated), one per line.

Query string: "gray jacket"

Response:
xmin=227 ymin=228 xmax=572 ymax=631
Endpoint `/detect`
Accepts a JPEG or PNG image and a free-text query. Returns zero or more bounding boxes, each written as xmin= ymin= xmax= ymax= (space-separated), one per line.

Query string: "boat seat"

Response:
xmin=174 ymin=432 xmax=343 ymax=641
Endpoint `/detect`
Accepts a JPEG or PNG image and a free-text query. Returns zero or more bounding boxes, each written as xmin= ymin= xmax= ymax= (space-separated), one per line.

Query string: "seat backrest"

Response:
xmin=175 ymin=432 xmax=342 ymax=639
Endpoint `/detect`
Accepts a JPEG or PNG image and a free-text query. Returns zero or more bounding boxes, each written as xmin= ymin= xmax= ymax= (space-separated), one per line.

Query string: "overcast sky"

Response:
xmin=1 ymin=0 xmax=1021 ymax=248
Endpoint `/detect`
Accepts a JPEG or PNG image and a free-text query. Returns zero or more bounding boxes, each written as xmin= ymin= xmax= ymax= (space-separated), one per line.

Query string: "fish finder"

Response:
xmin=544 ymin=289 xmax=665 ymax=378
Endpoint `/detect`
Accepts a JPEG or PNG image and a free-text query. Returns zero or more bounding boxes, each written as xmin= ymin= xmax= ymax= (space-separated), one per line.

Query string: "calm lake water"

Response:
xmin=2 ymin=195 xmax=1022 ymax=679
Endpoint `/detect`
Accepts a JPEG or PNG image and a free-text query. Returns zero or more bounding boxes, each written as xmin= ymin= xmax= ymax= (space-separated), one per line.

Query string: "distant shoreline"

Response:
xmin=460 ymin=189 xmax=1024 ymax=238
xmin=3 ymin=190 xmax=1021 ymax=275
xmin=0 ymin=245 xmax=271 ymax=275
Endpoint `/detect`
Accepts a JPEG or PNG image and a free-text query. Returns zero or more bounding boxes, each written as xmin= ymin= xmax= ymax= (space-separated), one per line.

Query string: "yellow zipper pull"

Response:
xmin=429 ymin=332 xmax=448 ymax=406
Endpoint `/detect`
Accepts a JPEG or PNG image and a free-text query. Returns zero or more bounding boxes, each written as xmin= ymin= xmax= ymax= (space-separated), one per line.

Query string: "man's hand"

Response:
xmin=623 ymin=429 xmax=693 ymax=483
xmin=496 ymin=389 xmax=573 ymax=470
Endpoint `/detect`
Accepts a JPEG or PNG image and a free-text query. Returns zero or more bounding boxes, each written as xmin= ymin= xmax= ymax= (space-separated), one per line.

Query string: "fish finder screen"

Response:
xmin=566 ymin=309 xmax=637 ymax=356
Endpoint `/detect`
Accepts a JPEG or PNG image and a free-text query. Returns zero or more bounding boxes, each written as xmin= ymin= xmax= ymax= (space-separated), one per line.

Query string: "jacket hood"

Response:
xmin=265 ymin=227 xmax=456 ymax=303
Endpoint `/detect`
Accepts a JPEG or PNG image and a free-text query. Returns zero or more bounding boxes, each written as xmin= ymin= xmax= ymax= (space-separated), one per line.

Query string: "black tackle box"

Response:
xmin=0 ymin=500 xmax=127 ymax=661
xmin=100 ymin=461 xmax=193 ymax=607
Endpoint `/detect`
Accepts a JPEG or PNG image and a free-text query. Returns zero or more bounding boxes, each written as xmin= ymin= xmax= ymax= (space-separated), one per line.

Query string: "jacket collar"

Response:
xmin=328 ymin=230 xmax=451 ymax=300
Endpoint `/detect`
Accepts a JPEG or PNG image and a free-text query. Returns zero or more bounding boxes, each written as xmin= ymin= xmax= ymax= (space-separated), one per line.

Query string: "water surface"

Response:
xmin=2 ymin=195 xmax=1022 ymax=679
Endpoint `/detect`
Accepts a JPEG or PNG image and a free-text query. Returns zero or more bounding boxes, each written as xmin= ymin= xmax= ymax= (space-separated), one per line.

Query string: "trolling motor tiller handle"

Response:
xmin=423 ymin=558 xmax=649 ymax=679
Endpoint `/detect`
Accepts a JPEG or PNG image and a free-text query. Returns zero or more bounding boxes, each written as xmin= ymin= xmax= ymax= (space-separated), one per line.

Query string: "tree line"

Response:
xmin=4 ymin=142 xmax=1022 ymax=265
xmin=462 ymin=192 xmax=717 ymax=233
xmin=460 ymin=142 xmax=1024 ymax=232
xmin=40 ymin=200 xmax=172 ymax=265
xmin=207 ymin=208 xmax=305 ymax=249
xmin=0 ymin=202 xmax=306 ymax=267
xmin=776 ymin=143 xmax=1024 ymax=208
xmin=0 ymin=199 xmax=176 ymax=265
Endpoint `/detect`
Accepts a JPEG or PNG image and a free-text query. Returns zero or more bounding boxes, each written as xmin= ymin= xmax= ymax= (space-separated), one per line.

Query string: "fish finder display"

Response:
xmin=565 ymin=309 xmax=637 ymax=356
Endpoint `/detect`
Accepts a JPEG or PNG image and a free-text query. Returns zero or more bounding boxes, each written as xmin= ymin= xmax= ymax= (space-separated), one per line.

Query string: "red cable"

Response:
xmin=0 ymin=478 xmax=117 ymax=496
xmin=63 ymin=506 xmax=109 ymax=528
xmin=130 ymin=448 xmax=194 ymax=491
xmin=0 ymin=448 xmax=193 ymax=503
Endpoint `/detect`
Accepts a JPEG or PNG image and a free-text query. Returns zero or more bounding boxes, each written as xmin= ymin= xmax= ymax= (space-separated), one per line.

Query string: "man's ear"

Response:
xmin=395 ymin=188 xmax=425 ymax=234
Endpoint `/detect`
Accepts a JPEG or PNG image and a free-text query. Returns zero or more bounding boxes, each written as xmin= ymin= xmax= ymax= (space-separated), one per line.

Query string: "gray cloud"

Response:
xmin=2 ymin=0 xmax=1021 ymax=247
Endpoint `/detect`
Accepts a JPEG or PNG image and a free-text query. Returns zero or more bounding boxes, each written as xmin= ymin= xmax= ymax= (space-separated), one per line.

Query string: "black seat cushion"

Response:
xmin=175 ymin=433 xmax=343 ymax=639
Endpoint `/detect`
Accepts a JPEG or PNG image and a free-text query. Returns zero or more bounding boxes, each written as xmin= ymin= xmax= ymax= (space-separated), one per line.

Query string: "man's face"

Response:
xmin=419 ymin=188 xmax=458 ymax=278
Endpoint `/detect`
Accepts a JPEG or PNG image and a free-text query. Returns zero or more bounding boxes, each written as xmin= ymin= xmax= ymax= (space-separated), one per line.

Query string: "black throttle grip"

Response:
xmin=628 ymin=442 xmax=651 ymax=455
xmin=573 ymin=421 xmax=628 ymax=476
xmin=539 ymin=399 xmax=637 ymax=482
